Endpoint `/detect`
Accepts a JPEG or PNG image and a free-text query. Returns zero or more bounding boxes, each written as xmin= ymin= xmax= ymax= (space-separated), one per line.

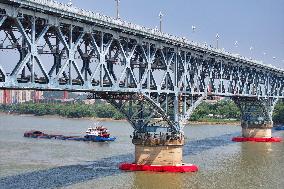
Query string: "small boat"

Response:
xmin=84 ymin=126 xmax=116 ymax=142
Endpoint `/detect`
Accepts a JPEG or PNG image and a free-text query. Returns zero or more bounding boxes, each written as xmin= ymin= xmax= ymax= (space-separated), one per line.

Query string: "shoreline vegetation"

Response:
xmin=0 ymin=112 xmax=240 ymax=125
xmin=0 ymin=99 xmax=283 ymax=125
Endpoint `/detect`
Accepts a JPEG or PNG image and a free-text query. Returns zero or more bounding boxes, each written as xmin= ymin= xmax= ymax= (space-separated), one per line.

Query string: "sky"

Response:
xmin=55 ymin=0 xmax=284 ymax=69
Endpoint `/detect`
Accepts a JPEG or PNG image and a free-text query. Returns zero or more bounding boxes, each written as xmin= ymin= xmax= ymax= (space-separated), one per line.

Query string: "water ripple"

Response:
xmin=1 ymin=130 xmax=282 ymax=189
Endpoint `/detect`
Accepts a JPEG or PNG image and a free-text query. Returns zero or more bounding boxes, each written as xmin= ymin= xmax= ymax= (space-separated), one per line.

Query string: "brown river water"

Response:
xmin=0 ymin=114 xmax=283 ymax=189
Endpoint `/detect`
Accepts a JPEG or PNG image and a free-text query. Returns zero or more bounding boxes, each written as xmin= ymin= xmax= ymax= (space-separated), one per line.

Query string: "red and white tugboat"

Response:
xmin=84 ymin=126 xmax=116 ymax=142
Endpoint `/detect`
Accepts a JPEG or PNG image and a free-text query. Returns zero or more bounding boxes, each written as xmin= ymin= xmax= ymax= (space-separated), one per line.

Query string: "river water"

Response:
xmin=0 ymin=114 xmax=283 ymax=189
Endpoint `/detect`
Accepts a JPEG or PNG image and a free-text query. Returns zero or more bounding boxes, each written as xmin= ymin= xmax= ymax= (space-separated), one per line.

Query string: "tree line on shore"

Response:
xmin=0 ymin=102 xmax=124 ymax=119
xmin=0 ymin=99 xmax=283 ymax=123
xmin=273 ymin=100 xmax=284 ymax=124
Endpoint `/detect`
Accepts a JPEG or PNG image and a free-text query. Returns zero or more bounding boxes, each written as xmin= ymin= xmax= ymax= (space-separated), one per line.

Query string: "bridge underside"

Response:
xmin=89 ymin=92 xmax=208 ymax=133
xmin=233 ymin=97 xmax=278 ymax=138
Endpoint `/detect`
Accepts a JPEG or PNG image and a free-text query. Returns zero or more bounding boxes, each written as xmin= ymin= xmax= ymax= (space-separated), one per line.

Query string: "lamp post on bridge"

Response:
xmin=216 ymin=33 xmax=220 ymax=49
xmin=67 ymin=0 xmax=72 ymax=6
xmin=159 ymin=11 xmax=164 ymax=32
xmin=192 ymin=25 xmax=196 ymax=33
xmin=234 ymin=40 xmax=238 ymax=48
xmin=191 ymin=25 xmax=196 ymax=40
xmin=273 ymin=56 xmax=276 ymax=64
xmin=262 ymin=51 xmax=267 ymax=62
xmin=234 ymin=40 xmax=239 ymax=53
xmin=249 ymin=46 xmax=253 ymax=60
xmin=115 ymin=0 xmax=120 ymax=19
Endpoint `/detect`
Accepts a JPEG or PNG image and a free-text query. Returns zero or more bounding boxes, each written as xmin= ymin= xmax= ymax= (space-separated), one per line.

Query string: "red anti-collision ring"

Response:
xmin=232 ymin=137 xmax=282 ymax=142
xmin=119 ymin=163 xmax=198 ymax=173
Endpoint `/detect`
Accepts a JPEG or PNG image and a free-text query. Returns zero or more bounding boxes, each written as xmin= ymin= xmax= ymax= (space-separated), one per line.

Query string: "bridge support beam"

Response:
xmin=232 ymin=97 xmax=282 ymax=142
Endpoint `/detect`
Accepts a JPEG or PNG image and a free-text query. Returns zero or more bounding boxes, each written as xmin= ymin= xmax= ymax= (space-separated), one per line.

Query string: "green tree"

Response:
xmin=273 ymin=101 xmax=284 ymax=124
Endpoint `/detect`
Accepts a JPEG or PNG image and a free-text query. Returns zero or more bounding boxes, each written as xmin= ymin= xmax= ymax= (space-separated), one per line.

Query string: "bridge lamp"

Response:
xmin=115 ymin=0 xmax=121 ymax=19
xmin=234 ymin=41 xmax=238 ymax=53
xmin=216 ymin=33 xmax=220 ymax=49
xmin=234 ymin=41 xmax=238 ymax=48
xmin=192 ymin=25 xmax=196 ymax=33
xmin=159 ymin=11 xmax=164 ymax=32
xmin=68 ymin=0 xmax=72 ymax=6
xmin=249 ymin=46 xmax=253 ymax=59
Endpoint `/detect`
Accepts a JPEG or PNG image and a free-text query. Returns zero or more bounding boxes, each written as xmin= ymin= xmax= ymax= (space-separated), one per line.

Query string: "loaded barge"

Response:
xmin=24 ymin=126 xmax=116 ymax=142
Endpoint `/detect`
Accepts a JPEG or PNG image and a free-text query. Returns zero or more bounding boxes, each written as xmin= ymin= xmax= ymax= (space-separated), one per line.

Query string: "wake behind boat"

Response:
xmin=24 ymin=125 xmax=116 ymax=142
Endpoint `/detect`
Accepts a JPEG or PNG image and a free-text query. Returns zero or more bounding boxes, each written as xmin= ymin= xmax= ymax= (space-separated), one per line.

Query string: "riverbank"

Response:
xmin=0 ymin=102 xmax=242 ymax=125
xmin=2 ymin=100 xmax=283 ymax=126
xmin=0 ymin=112 xmax=240 ymax=125
xmin=189 ymin=121 xmax=240 ymax=126
xmin=0 ymin=103 xmax=124 ymax=119
xmin=0 ymin=112 xmax=127 ymax=122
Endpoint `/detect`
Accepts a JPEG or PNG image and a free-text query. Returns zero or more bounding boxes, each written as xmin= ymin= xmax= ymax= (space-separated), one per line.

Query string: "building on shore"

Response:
xmin=0 ymin=90 xmax=44 ymax=104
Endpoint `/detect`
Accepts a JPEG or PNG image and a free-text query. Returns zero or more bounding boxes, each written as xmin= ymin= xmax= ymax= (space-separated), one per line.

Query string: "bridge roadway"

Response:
xmin=0 ymin=0 xmax=283 ymax=169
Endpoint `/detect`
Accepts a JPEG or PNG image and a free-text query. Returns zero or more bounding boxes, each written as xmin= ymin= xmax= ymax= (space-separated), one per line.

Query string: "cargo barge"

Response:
xmin=24 ymin=126 xmax=116 ymax=142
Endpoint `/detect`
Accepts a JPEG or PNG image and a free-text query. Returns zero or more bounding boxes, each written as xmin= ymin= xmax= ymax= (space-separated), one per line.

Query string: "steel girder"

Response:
xmin=89 ymin=92 xmax=179 ymax=132
xmin=0 ymin=2 xmax=283 ymax=133
xmin=233 ymin=97 xmax=278 ymax=128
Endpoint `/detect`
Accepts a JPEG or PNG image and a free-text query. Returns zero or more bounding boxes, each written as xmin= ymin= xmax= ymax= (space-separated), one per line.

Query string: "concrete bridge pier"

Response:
xmin=133 ymin=134 xmax=184 ymax=166
xmin=242 ymin=125 xmax=272 ymax=138
xmin=119 ymin=132 xmax=198 ymax=172
xmin=232 ymin=97 xmax=282 ymax=142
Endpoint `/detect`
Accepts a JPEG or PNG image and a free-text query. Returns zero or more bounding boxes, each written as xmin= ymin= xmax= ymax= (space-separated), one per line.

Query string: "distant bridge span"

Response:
xmin=0 ymin=0 xmax=283 ymax=138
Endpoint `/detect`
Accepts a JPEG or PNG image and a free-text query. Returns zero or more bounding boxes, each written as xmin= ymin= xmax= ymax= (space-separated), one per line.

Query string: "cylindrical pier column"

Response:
xmin=242 ymin=128 xmax=271 ymax=138
xmin=133 ymin=138 xmax=184 ymax=166
xmin=242 ymin=121 xmax=272 ymax=138
xmin=119 ymin=133 xmax=198 ymax=172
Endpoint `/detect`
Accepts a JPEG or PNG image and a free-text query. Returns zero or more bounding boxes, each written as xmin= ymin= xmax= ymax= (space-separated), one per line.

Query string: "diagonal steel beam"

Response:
xmin=16 ymin=18 xmax=31 ymax=46
xmin=11 ymin=53 xmax=31 ymax=76
xmin=0 ymin=16 xmax=7 ymax=27
xmin=72 ymin=60 xmax=84 ymax=82
xmin=56 ymin=27 xmax=69 ymax=50
xmin=0 ymin=65 xmax=6 ymax=78
xmin=34 ymin=56 xmax=49 ymax=80
xmin=35 ymin=25 xmax=50 ymax=44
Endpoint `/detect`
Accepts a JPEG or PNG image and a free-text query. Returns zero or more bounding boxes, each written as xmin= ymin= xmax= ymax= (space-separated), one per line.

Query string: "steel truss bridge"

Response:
xmin=0 ymin=0 xmax=283 ymax=134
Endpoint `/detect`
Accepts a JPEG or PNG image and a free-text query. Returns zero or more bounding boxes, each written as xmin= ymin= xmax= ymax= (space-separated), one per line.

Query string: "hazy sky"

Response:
xmin=41 ymin=1 xmax=284 ymax=69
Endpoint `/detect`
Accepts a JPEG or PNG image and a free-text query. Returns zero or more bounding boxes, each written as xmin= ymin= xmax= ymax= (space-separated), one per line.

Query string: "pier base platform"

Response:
xmin=232 ymin=137 xmax=282 ymax=142
xmin=232 ymin=128 xmax=282 ymax=142
xmin=119 ymin=163 xmax=198 ymax=173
